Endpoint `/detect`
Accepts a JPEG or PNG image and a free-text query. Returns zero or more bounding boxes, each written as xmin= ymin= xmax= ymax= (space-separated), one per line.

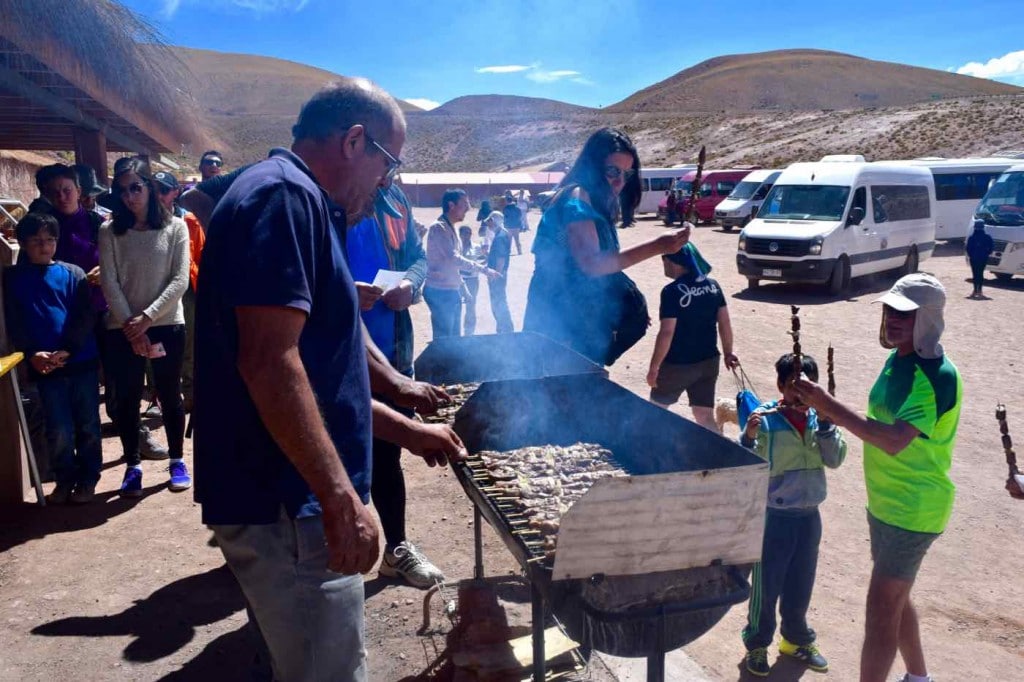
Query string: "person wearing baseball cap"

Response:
xmin=792 ymin=272 xmax=962 ymax=682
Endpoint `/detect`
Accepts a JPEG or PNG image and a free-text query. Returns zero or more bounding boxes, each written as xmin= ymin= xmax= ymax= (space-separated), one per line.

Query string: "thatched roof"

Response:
xmin=0 ymin=0 xmax=206 ymax=154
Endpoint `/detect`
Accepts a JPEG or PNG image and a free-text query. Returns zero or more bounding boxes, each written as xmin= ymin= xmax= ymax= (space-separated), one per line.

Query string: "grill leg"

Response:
xmin=531 ymin=581 xmax=546 ymax=682
xmin=473 ymin=506 xmax=484 ymax=579
xmin=646 ymin=607 xmax=666 ymax=682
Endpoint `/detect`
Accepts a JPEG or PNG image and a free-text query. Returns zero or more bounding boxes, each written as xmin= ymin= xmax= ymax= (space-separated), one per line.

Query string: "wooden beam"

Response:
xmin=0 ymin=65 xmax=158 ymax=155
xmin=73 ymin=127 xmax=108 ymax=183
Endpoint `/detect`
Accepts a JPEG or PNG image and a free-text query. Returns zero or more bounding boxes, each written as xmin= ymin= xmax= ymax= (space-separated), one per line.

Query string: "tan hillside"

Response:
xmin=167 ymin=46 xmax=1024 ymax=174
xmin=170 ymin=46 xmax=421 ymax=162
xmin=608 ymin=49 xmax=1022 ymax=113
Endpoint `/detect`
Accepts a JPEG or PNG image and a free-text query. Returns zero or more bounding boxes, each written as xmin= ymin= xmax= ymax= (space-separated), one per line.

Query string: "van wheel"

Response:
xmin=746 ymin=278 xmax=760 ymax=290
xmin=902 ymin=246 xmax=919 ymax=275
xmin=722 ymin=224 xmax=733 ymax=232
xmin=828 ymin=257 xmax=850 ymax=296
xmin=995 ymin=273 xmax=1013 ymax=282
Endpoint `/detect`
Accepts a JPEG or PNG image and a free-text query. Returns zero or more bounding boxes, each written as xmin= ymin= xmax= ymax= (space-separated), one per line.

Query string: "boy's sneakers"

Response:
xmin=779 ymin=637 xmax=828 ymax=672
xmin=894 ymin=676 xmax=934 ymax=682
xmin=168 ymin=460 xmax=192 ymax=492
xmin=71 ymin=484 xmax=96 ymax=504
xmin=379 ymin=541 xmax=445 ymax=588
xmin=46 ymin=484 xmax=74 ymax=505
xmin=120 ymin=467 xmax=143 ymax=498
xmin=745 ymin=647 xmax=770 ymax=677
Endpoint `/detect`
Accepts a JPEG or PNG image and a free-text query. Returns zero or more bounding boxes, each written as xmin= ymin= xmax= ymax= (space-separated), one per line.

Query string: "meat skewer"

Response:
xmin=996 ymin=404 xmax=1024 ymax=496
xmin=789 ymin=305 xmax=802 ymax=382
xmin=827 ymin=343 xmax=836 ymax=397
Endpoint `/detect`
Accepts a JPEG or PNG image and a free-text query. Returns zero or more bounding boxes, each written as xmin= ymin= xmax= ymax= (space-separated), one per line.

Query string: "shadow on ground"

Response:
xmin=734 ymin=653 xmax=815 ymax=681
xmin=31 ymin=564 xmax=248 ymax=664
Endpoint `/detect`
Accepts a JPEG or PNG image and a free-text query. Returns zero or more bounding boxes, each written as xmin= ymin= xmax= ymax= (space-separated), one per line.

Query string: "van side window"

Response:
xmin=642 ymin=179 xmax=650 ymax=191
xmin=753 ymin=184 xmax=772 ymax=200
xmin=700 ymin=182 xmax=713 ymax=198
xmin=870 ymin=185 xmax=931 ymax=222
xmin=649 ymin=178 xmax=673 ymax=192
xmin=716 ymin=181 xmax=737 ymax=196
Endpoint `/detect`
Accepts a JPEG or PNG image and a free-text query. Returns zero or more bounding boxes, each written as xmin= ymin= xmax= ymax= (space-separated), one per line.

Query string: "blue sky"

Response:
xmin=124 ymin=0 xmax=1024 ymax=110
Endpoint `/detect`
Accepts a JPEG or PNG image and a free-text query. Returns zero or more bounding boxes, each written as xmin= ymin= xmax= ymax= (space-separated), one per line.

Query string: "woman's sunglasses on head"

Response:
xmin=604 ymin=166 xmax=636 ymax=181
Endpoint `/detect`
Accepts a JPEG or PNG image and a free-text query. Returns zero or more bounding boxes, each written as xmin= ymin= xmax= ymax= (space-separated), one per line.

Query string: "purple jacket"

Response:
xmin=54 ymin=208 xmax=107 ymax=314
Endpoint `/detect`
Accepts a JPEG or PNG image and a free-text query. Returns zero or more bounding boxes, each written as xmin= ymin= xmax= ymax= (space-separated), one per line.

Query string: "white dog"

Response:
xmin=713 ymin=396 xmax=739 ymax=434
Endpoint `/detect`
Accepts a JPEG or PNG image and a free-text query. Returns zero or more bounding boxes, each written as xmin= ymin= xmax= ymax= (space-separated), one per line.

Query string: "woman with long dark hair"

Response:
xmin=98 ymin=158 xmax=191 ymax=497
xmin=523 ymin=128 xmax=691 ymax=364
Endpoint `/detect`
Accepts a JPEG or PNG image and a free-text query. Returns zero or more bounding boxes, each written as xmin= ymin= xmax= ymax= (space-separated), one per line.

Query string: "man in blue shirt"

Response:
xmin=194 ymin=79 xmax=464 ymax=681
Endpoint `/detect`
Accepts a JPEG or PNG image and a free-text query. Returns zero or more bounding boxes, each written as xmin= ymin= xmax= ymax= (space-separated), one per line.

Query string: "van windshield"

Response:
xmin=728 ymin=181 xmax=761 ymax=200
xmin=672 ymin=180 xmax=693 ymax=194
xmin=758 ymin=185 xmax=851 ymax=221
xmin=975 ymin=171 xmax=1024 ymax=226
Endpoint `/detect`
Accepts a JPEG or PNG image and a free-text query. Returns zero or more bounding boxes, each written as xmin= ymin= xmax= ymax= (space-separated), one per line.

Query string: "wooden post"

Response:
xmin=73 ymin=127 xmax=108 ymax=184
xmin=0 ymin=237 xmax=28 ymax=504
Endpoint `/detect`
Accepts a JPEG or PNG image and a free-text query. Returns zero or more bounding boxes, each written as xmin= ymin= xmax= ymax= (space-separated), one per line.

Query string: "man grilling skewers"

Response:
xmin=790 ymin=273 xmax=962 ymax=682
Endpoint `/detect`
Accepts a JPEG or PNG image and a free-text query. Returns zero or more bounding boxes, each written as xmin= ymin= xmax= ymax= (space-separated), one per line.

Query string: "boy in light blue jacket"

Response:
xmin=740 ymin=353 xmax=846 ymax=677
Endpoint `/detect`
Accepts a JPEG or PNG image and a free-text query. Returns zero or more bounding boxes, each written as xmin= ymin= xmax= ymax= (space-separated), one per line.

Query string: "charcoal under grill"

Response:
xmin=449 ymin=373 xmax=769 ymax=681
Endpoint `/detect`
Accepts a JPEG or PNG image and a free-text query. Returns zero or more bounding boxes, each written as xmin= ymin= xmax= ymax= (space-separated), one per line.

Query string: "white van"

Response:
xmin=974 ymin=163 xmax=1024 ymax=281
xmin=887 ymin=157 xmax=1018 ymax=240
xmin=736 ymin=162 xmax=936 ymax=294
xmin=637 ymin=166 xmax=695 ymax=215
xmin=714 ymin=169 xmax=782 ymax=231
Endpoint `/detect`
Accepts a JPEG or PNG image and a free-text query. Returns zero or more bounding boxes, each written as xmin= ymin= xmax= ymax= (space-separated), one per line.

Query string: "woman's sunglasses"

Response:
xmin=604 ymin=166 xmax=636 ymax=181
xmin=118 ymin=182 xmax=146 ymax=196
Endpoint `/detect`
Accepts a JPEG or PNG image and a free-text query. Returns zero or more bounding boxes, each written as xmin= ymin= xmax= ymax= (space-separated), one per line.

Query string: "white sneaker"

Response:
xmin=378 ymin=541 xmax=445 ymax=588
xmin=895 ymin=675 xmax=934 ymax=682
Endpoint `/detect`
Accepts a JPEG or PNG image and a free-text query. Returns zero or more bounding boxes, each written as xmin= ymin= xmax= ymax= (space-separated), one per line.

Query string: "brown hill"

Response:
xmin=608 ymin=49 xmax=1023 ymax=113
xmin=171 ymin=46 xmax=421 ymax=163
xmin=430 ymin=95 xmax=591 ymax=117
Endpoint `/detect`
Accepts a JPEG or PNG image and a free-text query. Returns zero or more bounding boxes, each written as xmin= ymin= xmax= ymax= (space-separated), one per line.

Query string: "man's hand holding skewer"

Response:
xmin=792 ymin=378 xmax=839 ymax=423
xmin=394 ymin=380 xmax=452 ymax=414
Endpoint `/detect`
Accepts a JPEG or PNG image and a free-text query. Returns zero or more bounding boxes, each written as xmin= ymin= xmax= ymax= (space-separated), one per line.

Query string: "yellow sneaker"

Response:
xmin=779 ymin=637 xmax=828 ymax=673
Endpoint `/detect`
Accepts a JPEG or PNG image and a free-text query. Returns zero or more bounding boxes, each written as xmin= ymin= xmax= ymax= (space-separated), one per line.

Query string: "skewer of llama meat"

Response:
xmin=827 ymin=343 xmax=836 ymax=397
xmin=996 ymin=404 xmax=1024 ymax=497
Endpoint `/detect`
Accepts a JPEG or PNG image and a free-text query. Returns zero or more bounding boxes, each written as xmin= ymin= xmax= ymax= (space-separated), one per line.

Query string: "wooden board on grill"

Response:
xmin=551 ymin=464 xmax=769 ymax=581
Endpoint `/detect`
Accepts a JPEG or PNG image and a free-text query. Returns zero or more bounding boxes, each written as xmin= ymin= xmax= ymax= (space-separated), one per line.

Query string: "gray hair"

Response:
xmin=292 ymin=78 xmax=405 ymax=142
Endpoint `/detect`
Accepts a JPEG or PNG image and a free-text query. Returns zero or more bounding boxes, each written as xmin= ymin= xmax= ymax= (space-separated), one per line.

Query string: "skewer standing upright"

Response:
xmin=827 ymin=343 xmax=836 ymax=397
xmin=789 ymin=305 xmax=802 ymax=382
xmin=996 ymin=404 xmax=1022 ymax=495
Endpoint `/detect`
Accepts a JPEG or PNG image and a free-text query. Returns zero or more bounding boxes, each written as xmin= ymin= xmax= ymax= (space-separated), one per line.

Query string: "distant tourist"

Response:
xmin=4 ymin=212 xmax=102 ymax=504
xmin=198 ymin=150 xmax=224 ymax=181
xmin=965 ymin=219 xmax=994 ymax=299
xmin=517 ymin=190 xmax=530 ymax=231
xmin=424 ymin=189 xmax=499 ymax=339
xmin=523 ymin=127 xmax=690 ymax=365
xmin=484 ymin=211 xmax=514 ymax=333
xmin=502 ymin=190 xmax=525 ymax=255
xmin=793 ymin=273 xmax=961 ymax=682
xmin=475 ymin=198 xmax=492 ymax=234
xmin=458 ymin=225 xmax=483 ymax=335
xmin=99 ymin=158 xmax=191 ymax=497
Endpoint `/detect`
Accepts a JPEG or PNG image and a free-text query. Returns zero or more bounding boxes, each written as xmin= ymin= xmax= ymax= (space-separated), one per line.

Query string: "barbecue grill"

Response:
xmin=413 ymin=332 xmax=607 ymax=385
xmin=450 ymin=373 xmax=769 ymax=682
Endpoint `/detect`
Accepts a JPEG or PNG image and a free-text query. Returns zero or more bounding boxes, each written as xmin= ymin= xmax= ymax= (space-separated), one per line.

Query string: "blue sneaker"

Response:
xmin=168 ymin=460 xmax=192 ymax=492
xmin=120 ymin=468 xmax=143 ymax=498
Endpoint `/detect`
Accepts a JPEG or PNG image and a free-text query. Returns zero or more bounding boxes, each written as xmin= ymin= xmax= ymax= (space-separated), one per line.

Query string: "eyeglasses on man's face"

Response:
xmin=364 ymin=132 xmax=402 ymax=183
xmin=201 ymin=159 xmax=222 ymax=167
xmin=603 ymin=165 xmax=636 ymax=182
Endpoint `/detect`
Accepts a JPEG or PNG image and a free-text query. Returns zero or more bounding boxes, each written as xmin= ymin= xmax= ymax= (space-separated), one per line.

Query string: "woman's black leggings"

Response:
xmin=105 ymin=324 xmax=186 ymax=465
xmin=970 ymin=259 xmax=987 ymax=292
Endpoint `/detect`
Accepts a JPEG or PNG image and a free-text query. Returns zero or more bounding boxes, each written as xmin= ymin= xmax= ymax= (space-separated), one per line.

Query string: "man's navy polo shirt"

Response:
xmin=193 ymin=147 xmax=372 ymax=525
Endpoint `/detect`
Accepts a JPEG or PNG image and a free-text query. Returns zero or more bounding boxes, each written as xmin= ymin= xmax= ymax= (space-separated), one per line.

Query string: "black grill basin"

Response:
xmin=452 ymin=373 xmax=766 ymax=657
xmin=413 ymin=332 xmax=606 ymax=385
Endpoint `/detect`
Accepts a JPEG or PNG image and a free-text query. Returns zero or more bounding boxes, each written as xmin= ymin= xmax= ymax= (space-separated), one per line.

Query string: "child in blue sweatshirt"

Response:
xmin=4 ymin=212 xmax=102 ymax=504
xmin=740 ymin=353 xmax=847 ymax=677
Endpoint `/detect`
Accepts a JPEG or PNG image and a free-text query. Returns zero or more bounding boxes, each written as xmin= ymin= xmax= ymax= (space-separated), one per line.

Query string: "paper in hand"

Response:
xmin=372 ymin=269 xmax=406 ymax=292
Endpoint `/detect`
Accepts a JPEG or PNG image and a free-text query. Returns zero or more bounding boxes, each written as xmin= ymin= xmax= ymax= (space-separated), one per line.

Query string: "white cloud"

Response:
xmin=404 ymin=98 xmax=440 ymax=111
xmin=955 ymin=50 xmax=1024 ymax=82
xmin=161 ymin=0 xmax=309 ymax=18
xmin=526 ymin=69 xmax=581 ymax=83
xmin=475 ymin=65 xmax=532 ymax=74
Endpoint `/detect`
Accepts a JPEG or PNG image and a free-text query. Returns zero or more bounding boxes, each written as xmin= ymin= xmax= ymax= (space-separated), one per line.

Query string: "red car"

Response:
xmin=658 ymin=169 xmax=757 ymax=225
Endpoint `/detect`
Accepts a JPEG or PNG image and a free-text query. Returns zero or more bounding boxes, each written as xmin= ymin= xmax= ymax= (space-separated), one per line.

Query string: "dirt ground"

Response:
xmin=2 ymin=206 xmax=1023 ymax=682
